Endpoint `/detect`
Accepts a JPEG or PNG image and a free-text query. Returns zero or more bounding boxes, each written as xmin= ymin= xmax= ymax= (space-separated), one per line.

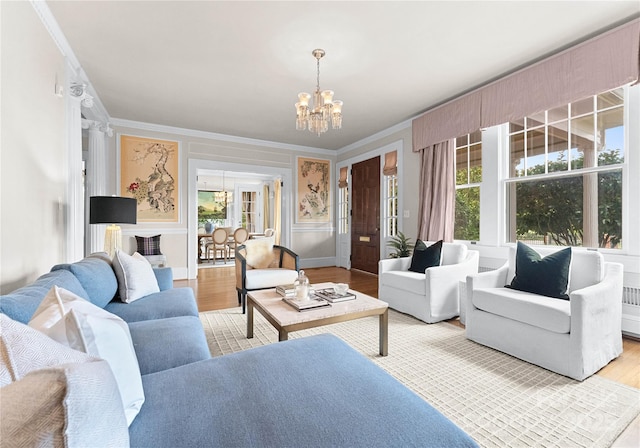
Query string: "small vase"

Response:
xmin=204 ymin=222 xmax=214 ymax=234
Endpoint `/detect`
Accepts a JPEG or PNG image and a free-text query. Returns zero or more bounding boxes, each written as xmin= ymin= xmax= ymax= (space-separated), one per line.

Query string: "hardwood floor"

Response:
xmin=175 ymin=265 xmax=640 ymax=390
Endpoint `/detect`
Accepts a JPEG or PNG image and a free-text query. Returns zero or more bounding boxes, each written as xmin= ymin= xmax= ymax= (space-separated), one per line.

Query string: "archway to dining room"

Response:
xmin=187 ymin=159 xmax=292 ymax=279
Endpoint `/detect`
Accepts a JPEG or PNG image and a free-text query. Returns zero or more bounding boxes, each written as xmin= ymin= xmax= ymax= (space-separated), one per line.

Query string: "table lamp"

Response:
xmin=90 ymin=196 xmax=137 ymax=258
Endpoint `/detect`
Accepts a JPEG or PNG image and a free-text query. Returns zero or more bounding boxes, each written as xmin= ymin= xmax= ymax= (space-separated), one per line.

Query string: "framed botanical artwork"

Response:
xmin=296 ymin=156 xmax=331 ymax=223
xmin=120 ymin=135 xmax=179 ymax=222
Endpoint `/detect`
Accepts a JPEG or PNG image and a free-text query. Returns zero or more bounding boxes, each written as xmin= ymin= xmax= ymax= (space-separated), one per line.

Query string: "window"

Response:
xmin=241 ymin=191 xmax=258 ymax=232
xmin=507 ymin=87 xmax=624 ymax=248
xmin=455 ymin=131 xmax=481 ymax=240
xmin=337 ymin=167 xmax=349 ymax=234
xmin=384 ymin=175 xmax=398 ymax=237
xmin=382 ymin=151 xmax=399 ymax=237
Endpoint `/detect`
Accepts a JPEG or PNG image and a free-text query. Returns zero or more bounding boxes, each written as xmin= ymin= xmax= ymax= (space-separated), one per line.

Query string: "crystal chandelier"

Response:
xmin=295 ymin=49 xmax=343 ymax=136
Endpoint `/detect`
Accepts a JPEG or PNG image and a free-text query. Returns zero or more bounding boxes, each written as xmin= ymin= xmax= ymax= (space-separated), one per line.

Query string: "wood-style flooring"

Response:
xmin=175 ymin=265 xmax=640 ymax=390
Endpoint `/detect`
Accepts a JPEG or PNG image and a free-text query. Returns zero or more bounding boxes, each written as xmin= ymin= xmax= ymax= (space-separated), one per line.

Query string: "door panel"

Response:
xmin=351 ymin=157 xmax=380 ymax=274
xmin=236 ymin=184 xmax=262 ymax=232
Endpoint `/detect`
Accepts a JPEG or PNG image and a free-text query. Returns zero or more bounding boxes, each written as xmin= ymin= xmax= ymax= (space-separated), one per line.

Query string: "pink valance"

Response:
xmin=481 ymin=18 xmax=640 ymax=129
xmin=412 ymin=18 xmax=640 ymax=152
xmin=412 ymin=91 xmax=481 ymax=153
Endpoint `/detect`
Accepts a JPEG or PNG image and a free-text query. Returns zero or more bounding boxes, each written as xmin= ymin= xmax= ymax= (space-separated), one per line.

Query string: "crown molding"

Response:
xmin=109 ymin=118 xmax=337 ymax=157
xmin=30 ymin=0 xmax=110 ymax=123
xmin=337 ymin=119 xmax=412 ymax=155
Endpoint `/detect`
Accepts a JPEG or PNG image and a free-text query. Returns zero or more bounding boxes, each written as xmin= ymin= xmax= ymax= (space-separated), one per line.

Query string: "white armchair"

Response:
xmin=465 ymin=245 xmax=623 ymax=381
xmin=378 ymin=242 xmax=479 ymax=323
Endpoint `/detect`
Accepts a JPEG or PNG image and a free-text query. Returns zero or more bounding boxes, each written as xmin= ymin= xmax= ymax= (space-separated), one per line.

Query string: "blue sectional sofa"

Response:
xmin=0 ymin=254 xmax=478 ymax=447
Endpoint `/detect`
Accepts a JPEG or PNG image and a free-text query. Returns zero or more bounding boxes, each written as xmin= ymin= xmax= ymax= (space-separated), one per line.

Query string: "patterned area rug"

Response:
xmin=200 ymin=308 xmax=640 ymax=447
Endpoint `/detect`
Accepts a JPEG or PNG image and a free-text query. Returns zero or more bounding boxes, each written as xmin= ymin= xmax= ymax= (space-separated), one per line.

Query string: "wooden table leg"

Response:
xmin=278 ymin=328 xmax=288 ymax=342
xmin=247 ymin=298 xmax=254 ymax=339
xmin=379 ymin=309 xmax=388 ymax=356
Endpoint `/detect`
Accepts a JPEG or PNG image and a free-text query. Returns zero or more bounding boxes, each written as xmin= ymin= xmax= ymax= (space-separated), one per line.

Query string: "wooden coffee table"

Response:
xmin=247 ymin=283 xmax=389 ymax=356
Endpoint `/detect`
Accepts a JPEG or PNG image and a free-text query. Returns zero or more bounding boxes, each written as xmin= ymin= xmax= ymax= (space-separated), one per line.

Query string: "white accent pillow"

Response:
xmin=0 ymin=315 xmax=129 ymax=446
xmin=244 ymin=236 xmax=275 ymax=269
xmin=112 ymin=250 xmax=160 ymax=303
xmin=1 ymin=313 xmax=97 ymax=386
xmin=28 ymin=286 xmax=145 ymax=426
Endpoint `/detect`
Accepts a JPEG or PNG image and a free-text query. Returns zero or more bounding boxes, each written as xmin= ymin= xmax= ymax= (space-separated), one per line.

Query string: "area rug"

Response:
xmin=199 ymin=308 xmax=640 ymax=448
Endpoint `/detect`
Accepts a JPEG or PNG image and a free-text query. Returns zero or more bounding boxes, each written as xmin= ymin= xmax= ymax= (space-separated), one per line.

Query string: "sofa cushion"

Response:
xmin=409 ymin=240 xmax=443 ymax=273
xmin=563 ymin=249 xmax=604 ymax=292
xmin=51 ymin=256 xmax=117 ymax=308
xmin=0 ymin=313 xmax=97 ymax=386
xmin=506 ymin=245 xmax=604 ymax=294
xmin=112 ymin=250 xmax=160 ymax=303
xmin=29 ymin=286 xmax=145 ymax=426
xmin=129 ymin=316 xmax=211 ymax=375
xmin=507 ymin=242 xmax=571 ymax=299
xmin=472 ymin=287 xmax=571 ymax=333
xmin=105 ymin=287 xmax=199 ymax=322
xmin=441 ymin=242 xmax=467 ymax=266
xmin=135 ymin=234 xmax=162 ymax=256
xmin=245 ymin=268 xmax=299 ymax=290
xmin=0 ymin=362 xmax=129 ymax=448
xmin=0 ymin=270 xmax=88 ymax=324
xmin=128 ymin=334 xmax=477 ymax=448
xmin=1 ymin=315 xmax=128 ymax=446
xmin=379 ymin=270 xmax=427 ymax=296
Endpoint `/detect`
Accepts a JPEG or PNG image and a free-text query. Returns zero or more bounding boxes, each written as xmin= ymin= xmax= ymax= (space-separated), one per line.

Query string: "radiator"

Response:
xmin=623 ymin=287 xmax=640 ymax=306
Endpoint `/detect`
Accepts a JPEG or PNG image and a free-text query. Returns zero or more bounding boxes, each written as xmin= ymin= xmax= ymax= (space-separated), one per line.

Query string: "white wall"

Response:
xmin=0 ymin=2 xmax=68 ymax=292
xmin=108 ymin=120 xmax=338 ymax=279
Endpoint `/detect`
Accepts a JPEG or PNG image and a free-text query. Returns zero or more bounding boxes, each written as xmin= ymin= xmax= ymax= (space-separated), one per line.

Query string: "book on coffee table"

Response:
xmin=282 ymin=296 xmax=331 ymax=311
xmin=313 ymin=288 xmax=356 ymax=303
xmin=276 ymin=284 xmax=296 ymax=297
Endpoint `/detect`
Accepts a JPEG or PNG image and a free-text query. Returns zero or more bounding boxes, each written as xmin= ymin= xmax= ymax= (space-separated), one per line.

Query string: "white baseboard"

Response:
xmin=622 ymin=305 xmax=640 ymax=338
xmin=300 ymin=257 xmax=336 ymax=269
xmin=171 ymin=267 xmax=188 ymax=280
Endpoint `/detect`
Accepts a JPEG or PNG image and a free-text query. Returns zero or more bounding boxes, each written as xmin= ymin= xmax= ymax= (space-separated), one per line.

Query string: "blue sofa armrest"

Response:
xmin=153 ymin=267 xmax=173 ymax=291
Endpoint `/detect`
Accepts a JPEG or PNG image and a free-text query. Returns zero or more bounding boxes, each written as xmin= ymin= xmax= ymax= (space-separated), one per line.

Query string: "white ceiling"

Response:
xmin=47 ymin=1 xmax=639 ymax=151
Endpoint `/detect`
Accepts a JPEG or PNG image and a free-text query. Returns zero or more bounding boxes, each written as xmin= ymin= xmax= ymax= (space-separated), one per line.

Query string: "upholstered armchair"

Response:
xmin=235 ymin=239 xmax=299 ymax=313
xmin=465 ymin=244 xmax=623 ymax=381
xmin=378 ymin=242 xmax=479 ymax=323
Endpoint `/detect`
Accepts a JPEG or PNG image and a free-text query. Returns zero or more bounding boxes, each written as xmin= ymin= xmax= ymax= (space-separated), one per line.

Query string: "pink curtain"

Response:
xmin=417 ymin=139 xmax=456 ymax=242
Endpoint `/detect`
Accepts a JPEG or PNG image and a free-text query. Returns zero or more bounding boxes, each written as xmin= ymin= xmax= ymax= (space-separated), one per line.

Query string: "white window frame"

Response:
xmin=454 ymin=132 xmax=482 ymax=242
xmin=383 ymin=173 xmax=398 ymax=239
xmin=503 ymin=86 xmax=627 ymax=251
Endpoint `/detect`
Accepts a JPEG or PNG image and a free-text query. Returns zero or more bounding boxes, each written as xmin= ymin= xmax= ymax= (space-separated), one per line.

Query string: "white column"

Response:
xmin=83 ymin=119 xmax=111 ymax=255
xmin=65 ymin=93 xmax=84 ymax=262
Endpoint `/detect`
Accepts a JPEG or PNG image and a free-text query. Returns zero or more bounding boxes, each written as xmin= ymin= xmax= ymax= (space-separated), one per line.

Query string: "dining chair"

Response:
xmin=206 ymin=228 xmax=229 ymax=263
xmin=227 ymin=227 xmax=249 ymax=257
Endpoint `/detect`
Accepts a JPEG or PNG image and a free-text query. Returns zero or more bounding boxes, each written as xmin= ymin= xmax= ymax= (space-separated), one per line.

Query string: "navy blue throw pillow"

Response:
xmin=408 ymin=240 xmax=443 ymax=273
xmin=506 ymin=242 xmax=572 ymax=300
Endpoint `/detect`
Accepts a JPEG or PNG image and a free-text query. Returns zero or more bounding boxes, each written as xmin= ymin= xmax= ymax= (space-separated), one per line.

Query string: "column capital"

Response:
xmin=81 ymin=119 xmax=113 ymax=137
xmin=69 ymin=82 xmax=94 ymax=108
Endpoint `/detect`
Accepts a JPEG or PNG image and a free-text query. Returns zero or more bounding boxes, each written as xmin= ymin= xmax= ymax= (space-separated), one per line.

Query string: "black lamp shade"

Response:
xmin=90 ymin=196 xmax=137 ymax=224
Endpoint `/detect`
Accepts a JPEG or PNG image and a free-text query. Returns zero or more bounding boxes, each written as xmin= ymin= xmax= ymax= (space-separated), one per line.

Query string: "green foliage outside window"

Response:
xmin=514 ymin=150 xmax=622 ymax=248
xmin=454 ymin=166 xmax=481 ymax=241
